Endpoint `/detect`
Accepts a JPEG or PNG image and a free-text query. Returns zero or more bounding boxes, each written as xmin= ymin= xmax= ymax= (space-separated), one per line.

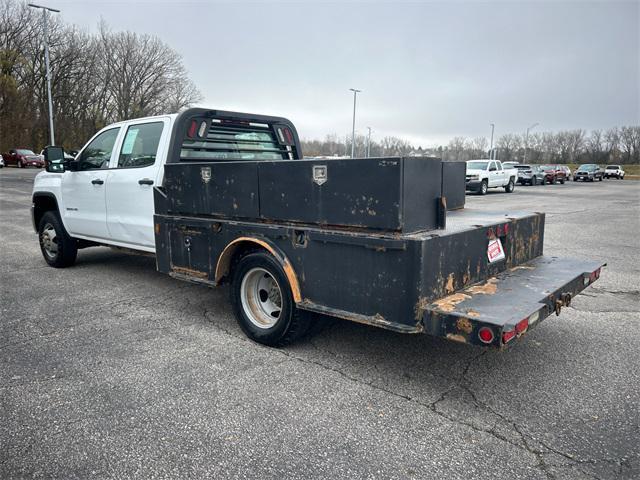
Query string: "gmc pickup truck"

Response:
xmin=465 ymin=159 xmax=518 ymax=195
xmin=33 ymin=108 xmax=603 ymax=349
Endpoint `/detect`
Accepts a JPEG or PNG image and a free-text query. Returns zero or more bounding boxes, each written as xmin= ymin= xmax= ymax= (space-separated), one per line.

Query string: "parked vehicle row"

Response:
xmin=467 ymin=160 xmax=627 ymax=194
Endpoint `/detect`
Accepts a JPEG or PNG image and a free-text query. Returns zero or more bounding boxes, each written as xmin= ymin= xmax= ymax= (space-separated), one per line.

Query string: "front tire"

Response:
xmin=38 ymin=211 xmax=78 ymax=267
xmin=479 ymin=180 xmax=488 ymax=195
xmin=17 ymin=160 xmax=24 ymax=168
xmin=531 ymin=176 xmax=537 ymax=186
xmin=230 ymin=252 xmax=309 ymax=347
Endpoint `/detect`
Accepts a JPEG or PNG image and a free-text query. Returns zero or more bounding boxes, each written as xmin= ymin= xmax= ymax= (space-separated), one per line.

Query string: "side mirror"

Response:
xmin=43 ymin=146 xmax=66 ymax=173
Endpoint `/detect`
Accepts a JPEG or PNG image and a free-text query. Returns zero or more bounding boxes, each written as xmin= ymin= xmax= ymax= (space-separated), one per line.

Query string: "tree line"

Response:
xmin=0 ymin=0 xmax=201 ymax=153
xmin=303 ymin=126 xmax=640 ymax=164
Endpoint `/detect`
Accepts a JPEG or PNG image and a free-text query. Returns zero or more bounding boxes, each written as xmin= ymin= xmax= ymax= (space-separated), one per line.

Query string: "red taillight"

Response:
xmin=503 ymin=317 xmax=529 ymax=344
xmin=515 ymin=318 xmax=529 ymax=334
xmin=502 ymin=329 xmax=516 ymax=343
xmin=187 ymin=120 xmax=197 ymax=138
xmin=478 ymin=327 xmax=495 ymax=344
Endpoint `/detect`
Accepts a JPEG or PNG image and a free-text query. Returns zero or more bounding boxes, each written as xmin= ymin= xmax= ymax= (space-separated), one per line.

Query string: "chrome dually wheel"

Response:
xmin=240 ymin=267 xmax=283 ymax=329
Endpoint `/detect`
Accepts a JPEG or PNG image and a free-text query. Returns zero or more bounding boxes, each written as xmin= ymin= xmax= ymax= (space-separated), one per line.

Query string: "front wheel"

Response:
xmin=17 ymin=160 xmax=24 ymax=168
xmin=560 ymin=178 xmax=565 ymax=184
xmin=230 ymin=251 xmax=309 ymax=347
xmin=38 ymin=211 xmax=78 ymax=267
xmin=531 ymin=176 xmax=537 ymax=186
xmin=598 ymin=175 xmax=603 ymax=181
xmin=504 ymin=179 xmax=515 ymax=193
xmin=479 ymin=180 xmax=488 ymax=195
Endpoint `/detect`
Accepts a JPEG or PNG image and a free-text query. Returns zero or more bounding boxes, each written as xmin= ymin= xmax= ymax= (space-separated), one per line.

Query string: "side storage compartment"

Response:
xmin=154 ymin=215 xmax=217 ymax=283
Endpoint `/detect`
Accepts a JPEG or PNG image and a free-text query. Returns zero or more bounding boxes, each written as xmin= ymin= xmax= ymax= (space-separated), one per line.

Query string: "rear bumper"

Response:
xmin=421 ymin=256 xmax=604 ymax=348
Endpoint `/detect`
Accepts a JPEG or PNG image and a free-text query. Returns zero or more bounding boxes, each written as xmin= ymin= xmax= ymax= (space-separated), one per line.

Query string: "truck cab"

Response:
xmin=32 ymin=115 xmax=176 ymax=253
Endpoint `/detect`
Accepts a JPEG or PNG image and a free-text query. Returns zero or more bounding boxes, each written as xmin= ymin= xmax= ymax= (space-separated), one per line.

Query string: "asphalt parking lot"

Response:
xmin=1 ymin=168 xmax=638 ymax=479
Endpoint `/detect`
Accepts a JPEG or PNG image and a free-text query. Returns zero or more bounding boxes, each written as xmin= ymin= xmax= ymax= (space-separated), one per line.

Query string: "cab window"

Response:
xmin=117 ymin=122 xmax=164 ymax=168
xmin=77 ymin=128 xmax=120 ymax=170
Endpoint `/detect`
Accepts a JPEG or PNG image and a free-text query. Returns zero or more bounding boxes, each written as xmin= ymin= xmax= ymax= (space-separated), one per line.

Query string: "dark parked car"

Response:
xmin=2 ymin=149 xmax=44 ymax=168
xmin=540 ymin=165 xmax=567 ymax=184
xmin=574 ymin=164 xmax=604 ymax=182
xmin=515 ymin=164 xmax=545 ymax=185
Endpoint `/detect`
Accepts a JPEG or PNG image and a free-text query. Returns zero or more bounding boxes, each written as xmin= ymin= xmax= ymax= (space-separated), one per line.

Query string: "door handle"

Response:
xmin=91 ymin=179 xmax=104 ymax=185
xmin=138 ymin=178 xmax=154 ymax=185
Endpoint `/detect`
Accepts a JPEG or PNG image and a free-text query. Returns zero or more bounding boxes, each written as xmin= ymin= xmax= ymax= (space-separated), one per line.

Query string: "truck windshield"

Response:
xmin=181 ymin=121 xmax=289 ymax=161
xmin=578 ymin=165 xmax=596 ymax=171
xmin=467 ymin=161 xmax=489 ymax=170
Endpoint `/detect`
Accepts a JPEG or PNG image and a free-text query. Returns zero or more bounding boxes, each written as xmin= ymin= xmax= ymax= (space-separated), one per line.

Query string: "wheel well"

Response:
xmin=215 ymin=237 xmax=302 ymax=303
xmin=32 ymin=194 xmax=59 ymax=232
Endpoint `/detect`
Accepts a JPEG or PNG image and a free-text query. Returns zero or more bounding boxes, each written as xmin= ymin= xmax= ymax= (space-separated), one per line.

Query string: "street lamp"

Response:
xmin=366 ymin=127 xmax=372 ymax=158
xmin=29 ymin=3 xmax=60 ymax=146
xmin=349 ymin=88 xmax=361 ymax=158
xmin=489 ymin=123 xmax=495 ymax=159
xmin=524 ymin=122 xmax=539 ymax=163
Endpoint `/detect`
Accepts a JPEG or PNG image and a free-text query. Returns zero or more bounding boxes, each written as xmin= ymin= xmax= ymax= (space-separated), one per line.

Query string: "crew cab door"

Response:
xmin=105 ymin=118 xmax=168 ymax=250
xmin=61 ymin=127 xmax=121 ymax=240
xmin=488 ymin=161 xmax=500 ymax=187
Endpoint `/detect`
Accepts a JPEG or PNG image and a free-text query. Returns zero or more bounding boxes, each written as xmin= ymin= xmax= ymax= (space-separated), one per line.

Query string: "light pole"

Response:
xmin=29 ymin=3 xmax=60 ymax=146
xmin=489 ymin=123 xmax=495 ymax=159
xmin=366 ymin=127 xmax=372 ymax=158
xmin=524 ymin=122 xmax=539 ymax=163
xmin=349 ymin=88 xmax=361 ymax=158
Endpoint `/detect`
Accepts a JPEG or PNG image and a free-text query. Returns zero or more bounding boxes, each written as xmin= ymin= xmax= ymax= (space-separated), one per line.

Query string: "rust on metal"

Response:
xmin=171 ymin=265 xmax=208 ymax=279
xmin=154 ymin=223 xmax=161 ymax=234
xmin=466 ymin=277 xmax=498 ymax=295
xmin=456 ymin=317 xmax=473 ymax=334
xmin=431 ymin=292 xmax=470 ymax=312
xmin=466 ymin=309 xmax=480 ymax=318
xmin=414 ymin=296 xmax=431 ymax=320
xmin=445 ymin=273 xmax=455 ymax=294
xmin=446 ymin=333 xmax=467 ymax=343
xmin=215 ymin=236 xmax=302 ymax=303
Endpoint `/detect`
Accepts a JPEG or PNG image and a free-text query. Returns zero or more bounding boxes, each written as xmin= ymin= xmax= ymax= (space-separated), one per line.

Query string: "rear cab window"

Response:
xmin=181 ymin=120 xmax=292 ymax=161
xmin=117 ymin=122 xmax=164 ymax=168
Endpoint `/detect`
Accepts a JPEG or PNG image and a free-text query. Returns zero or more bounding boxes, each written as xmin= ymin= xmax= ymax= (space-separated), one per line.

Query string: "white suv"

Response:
xmin=604 ymin=165 xmax=625 ymax=179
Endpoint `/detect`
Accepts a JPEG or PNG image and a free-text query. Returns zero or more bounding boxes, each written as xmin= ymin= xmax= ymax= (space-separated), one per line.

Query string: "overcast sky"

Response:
xmin=56 ymin=0 xmax=639 ymax=146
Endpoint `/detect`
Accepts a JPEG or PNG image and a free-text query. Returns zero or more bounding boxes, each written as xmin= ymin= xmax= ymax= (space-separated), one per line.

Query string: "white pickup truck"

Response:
xmin=32 ymin=115 xmax=174 ymax=265
xmin=465 ymin=159 xmax=518 ymax=195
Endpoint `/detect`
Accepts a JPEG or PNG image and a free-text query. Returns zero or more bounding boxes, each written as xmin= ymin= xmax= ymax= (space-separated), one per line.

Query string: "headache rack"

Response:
xmin=167 ymin=108 xmax=303 ymax=163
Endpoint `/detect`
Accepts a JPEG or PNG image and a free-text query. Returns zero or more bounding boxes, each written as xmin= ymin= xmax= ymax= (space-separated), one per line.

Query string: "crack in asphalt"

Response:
xmin=196 ymin=311 xmax=626 ymax=479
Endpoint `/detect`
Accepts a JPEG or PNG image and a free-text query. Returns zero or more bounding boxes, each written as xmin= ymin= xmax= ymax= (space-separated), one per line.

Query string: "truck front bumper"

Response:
xmin=421 ymin=256 xmax=604 ymax=348
xmin=465 ymin=180 xmax=482 ymax=191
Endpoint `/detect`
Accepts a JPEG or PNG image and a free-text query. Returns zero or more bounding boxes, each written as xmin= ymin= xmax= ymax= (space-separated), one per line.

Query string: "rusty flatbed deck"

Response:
xmin=422 ymin=256 xmax=604 ymax=347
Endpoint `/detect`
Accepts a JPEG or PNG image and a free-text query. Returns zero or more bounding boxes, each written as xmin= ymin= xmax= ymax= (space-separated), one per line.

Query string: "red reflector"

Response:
xmin=187 ymin=120 xmax=197 ymax=138
xmin=503 ymin=223 xmax=510 ymax=235
xmin=593 ymin=268 xmax=600 ymax=279
xmin=515 ymin=318 xmax=529 ymax=334
xmin=478 ymin=326 xmax=494 ymax=344
xmin=502 ymin=330 xmax=516 ymax=343
xmin=283 ymin=127 xmax=294 ymax=145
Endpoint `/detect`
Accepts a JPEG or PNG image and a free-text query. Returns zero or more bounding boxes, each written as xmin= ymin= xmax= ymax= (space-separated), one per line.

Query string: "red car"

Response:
xmin=540 ymin=164 xmax=567 ymax=184
xmin=2 ymin=148 xmax=45 ymax=168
